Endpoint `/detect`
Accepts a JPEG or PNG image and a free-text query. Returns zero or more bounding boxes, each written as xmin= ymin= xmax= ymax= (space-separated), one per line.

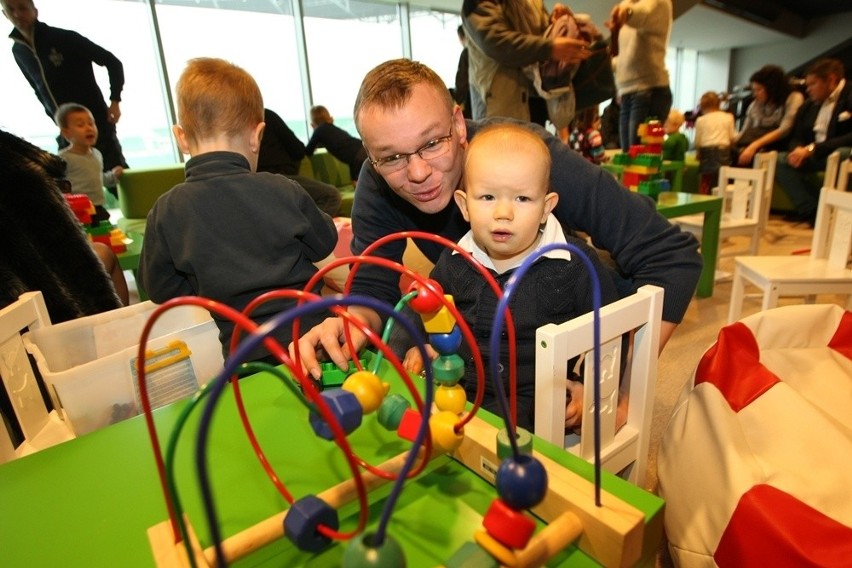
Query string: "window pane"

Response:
xmin=410 ymin=9 xmax=462 ymax=90
xmin=155 ymin=1 xmax=307 ymax=143
xmin=303 ymin=0 xmax=402 ymax=136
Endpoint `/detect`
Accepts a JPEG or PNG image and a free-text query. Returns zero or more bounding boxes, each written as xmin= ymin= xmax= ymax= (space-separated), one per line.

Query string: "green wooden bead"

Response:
xmin=377 ymin=393 xmax=410 ymax=431
xmin=431 ymin=354 xmax=465 ymax=385
xmin=342 ymin=533 xmax=406 ymax=567
xmin=496 ymin=427 xmax=533 ymax=460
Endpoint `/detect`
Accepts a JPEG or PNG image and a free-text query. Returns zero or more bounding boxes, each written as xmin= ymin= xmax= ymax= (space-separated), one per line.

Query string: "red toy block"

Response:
xmin=482 ymin=498 xmax=536 ymax=550
xmin=397 ymin=408 xmax=422 ymax=442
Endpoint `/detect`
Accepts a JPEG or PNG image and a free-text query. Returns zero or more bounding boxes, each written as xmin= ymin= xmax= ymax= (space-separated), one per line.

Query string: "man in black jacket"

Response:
xmin=776 ymin=58 xmax=852 ymax=225
xmin=3 ymin=0 xmax=128 ymax=172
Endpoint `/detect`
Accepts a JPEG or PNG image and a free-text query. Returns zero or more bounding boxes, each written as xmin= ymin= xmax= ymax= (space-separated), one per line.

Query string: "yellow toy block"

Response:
xmin=422 ymin=296 xmax=457 ymax=333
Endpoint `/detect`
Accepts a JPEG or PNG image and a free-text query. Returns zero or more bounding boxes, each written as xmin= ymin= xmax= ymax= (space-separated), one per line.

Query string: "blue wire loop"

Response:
xmin=194 ymin=294 xmax=433 ymax=566
xmin=489 ymin=242 xmax=603 ymax=506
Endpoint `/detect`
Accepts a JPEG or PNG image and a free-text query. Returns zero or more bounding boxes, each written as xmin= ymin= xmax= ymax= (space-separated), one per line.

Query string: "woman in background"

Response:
xmin=734 ymin=64 xmax=804 ymax=166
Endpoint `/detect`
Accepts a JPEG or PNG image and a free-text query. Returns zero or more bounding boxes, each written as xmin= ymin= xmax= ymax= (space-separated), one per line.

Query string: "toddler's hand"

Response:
xmin=403 ymin=344 xmax=438 ymax=376
xmin=111 ymin=165 xmax=124 ymax=179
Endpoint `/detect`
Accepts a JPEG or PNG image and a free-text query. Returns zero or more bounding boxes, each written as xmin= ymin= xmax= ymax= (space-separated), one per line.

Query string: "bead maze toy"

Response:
xmin=139 ymin=231 xmax=657 ymax=568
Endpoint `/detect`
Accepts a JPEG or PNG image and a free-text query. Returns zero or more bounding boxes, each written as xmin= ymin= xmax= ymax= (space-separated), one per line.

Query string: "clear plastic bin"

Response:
xmin=23 ymin=301 xmax=223 ymax=436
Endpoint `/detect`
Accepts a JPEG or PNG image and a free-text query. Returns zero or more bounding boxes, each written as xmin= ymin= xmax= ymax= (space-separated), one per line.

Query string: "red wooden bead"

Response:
xmin=482 ymin=498 xmax=536 ymax=550
xmin=407 ymin=279 xmax=444 ymax=314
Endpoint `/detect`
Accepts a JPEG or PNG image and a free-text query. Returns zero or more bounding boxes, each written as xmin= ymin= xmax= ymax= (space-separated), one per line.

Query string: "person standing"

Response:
xmin=2 ymin=0 xmax=128 ymax=175
xmin=775 ymin=58 xmax=852 ymax=225
xmin=607 ymin=0 xmax=673 ymax=151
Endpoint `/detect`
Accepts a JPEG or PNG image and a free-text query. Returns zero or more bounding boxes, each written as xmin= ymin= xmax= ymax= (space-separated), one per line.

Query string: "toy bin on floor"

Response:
xmin=23 ymin=301 xmax=223 ymax=437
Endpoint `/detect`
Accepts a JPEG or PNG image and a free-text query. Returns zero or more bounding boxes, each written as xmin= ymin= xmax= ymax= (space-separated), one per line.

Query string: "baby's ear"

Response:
xmin=172 ymin=124 xmax=191 ymax=154
xmin=454 ymin=189 xmax=471 ymax=221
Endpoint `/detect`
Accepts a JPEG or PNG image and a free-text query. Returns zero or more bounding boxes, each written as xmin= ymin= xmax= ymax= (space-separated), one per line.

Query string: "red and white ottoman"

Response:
xmin=658 ymin=304 xmax=852 ymax=567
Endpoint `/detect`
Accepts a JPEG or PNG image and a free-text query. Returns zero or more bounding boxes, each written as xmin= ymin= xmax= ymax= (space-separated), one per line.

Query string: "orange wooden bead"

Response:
xmin=429 ymin=410 xmax=464 ymax=453
xmin=342 ymin=370 xmax=389 ymax=414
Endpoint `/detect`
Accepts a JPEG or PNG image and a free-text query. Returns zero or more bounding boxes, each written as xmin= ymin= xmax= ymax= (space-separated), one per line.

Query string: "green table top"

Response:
xmin=0 ymin=362 xmax=663 ymax=567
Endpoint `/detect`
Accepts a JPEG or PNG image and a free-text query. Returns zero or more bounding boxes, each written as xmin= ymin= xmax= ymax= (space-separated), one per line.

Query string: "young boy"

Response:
xmin=405 ymin=123 xmax=619 ymax=432
xmin=139 ymin=58 xmax=337 ymax=363
xmin=694 ymin=91 xmax=736 ymax=194
xmin=569 ymin=106 xmax=606 ymax=165
xmin=662 ymin=109 xmax=688 ymax=162
xmin=55 ymin=102 xmax=123 ymax=223
xmin=306 ymin=105 xmax=369 ymax=183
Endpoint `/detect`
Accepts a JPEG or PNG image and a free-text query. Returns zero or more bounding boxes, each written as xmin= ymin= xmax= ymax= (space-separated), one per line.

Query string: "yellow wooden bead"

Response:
xmin=422 ymin=296 xmax=457 ymax=334
xmin=342 ymin=371 xmax=389 ymax=415
xmin=434 ymin=384 xmax=467 ymax=415
xmin=429 ymin=410 xmax=465 ymax=453
xmin=473 ymin=529 xmax=517 ymax=567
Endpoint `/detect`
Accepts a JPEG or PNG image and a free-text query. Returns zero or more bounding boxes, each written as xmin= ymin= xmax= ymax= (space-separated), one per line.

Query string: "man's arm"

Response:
xmin=72 ymin=30 xmax=124 ymax=106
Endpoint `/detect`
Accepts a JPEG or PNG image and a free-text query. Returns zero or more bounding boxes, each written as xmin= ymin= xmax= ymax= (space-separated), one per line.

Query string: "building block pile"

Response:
xmin=611 ymin=119 xmax=670 ymax=200
xmin=64 ymin=193 xmax=130 ymax=254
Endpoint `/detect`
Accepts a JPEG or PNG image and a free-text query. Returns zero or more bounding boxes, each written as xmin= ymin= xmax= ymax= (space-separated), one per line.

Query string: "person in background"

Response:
xmin=453 ymin=25 xmax=472 ymax=119
xmin=2 ymin=0 xmax=128 ymax=181
xmin=662 ymin=108 xmax=688 ymax=161
xmin=607 ymin=0 xmax=673 ymax=151
xmin=306 ymin=105 xmax=369 ymax=183
xmin=55 ymin=102 xmax=123 ymax=223
xmin=775 ymin=58 xmax=852 ymax=225
xmin=290 ymin=59 xmax=702 ymax=382
xmin=461 ymin=0 xmax=591 ymax=122
xmin=734 ymin=64 xmax=804 ymax=166
xmin=600 ymin=97 xmax=622 ymax=150
xmin=694 ymin=91 xmax=736 ymax=194
xmin=569 ymin=106 xmax=606 ymax=164
xmin=257 ymin=108 xmax=341 ymax=217
xmin=403 ymin=123 xmax=619 ymax=432
xmin=140 ymin=58 xmax=337 ymax=364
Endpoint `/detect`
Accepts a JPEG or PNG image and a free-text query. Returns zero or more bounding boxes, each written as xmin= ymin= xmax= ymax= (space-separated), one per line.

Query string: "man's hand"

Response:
xmin=108 ymin=101 xmax=121 ymax=124
xmin=289 ymin=307 xmax=380 ymax=380
xmin=786 ymin=145 xmax=812 ymax=169
xmin=552 ymin=37 xmax=591 ymax=65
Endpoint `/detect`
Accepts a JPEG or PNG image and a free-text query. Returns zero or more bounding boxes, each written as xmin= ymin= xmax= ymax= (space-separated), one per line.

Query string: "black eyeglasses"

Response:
xmin=369 ymin=124 xmax=454 ymax=173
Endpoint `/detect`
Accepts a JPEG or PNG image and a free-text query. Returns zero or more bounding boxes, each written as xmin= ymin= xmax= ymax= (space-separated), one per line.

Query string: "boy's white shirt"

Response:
xmin=453 ymin=213 xmax=573 ymax=274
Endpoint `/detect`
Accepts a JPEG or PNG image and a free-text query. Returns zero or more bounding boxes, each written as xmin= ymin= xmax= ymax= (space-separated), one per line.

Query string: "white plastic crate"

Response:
xmin=23 ymin=301 xmax=224 ymax=436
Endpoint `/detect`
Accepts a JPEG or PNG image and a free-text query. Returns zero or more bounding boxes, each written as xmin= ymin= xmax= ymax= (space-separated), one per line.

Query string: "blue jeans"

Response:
xmin=619 ymin=87 xmax=673 ymax=151
xmin=774 ymin=152 xmax=823 ymax=218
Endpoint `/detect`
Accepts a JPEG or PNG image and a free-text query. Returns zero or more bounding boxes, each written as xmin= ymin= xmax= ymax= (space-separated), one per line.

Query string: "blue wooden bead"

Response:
xmin=342 ymin=532 xmax=407 ymax=567
xmin=429 ymin=325 xmax=462 ymax=355
xmin=495 ymin=454 xmax=548 ymax=510
xmin=309 ymin=389 xmax=362 ymax=440
xmin=283 ymin=495 xmax=339 ymax=552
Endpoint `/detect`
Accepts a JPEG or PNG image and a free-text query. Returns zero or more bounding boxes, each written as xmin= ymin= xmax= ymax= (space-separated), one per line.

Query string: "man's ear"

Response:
xmin=542 ymin=191 xmax=559 ymax=222
xmin=454 ymin=189 xmax=471 ymax=222
xmin=172 ymin=124 xmax=191 ymax=155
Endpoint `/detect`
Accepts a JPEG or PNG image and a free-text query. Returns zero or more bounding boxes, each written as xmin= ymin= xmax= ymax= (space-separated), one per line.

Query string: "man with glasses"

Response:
xmin=291 ymin=58 xmax=702 ymax=379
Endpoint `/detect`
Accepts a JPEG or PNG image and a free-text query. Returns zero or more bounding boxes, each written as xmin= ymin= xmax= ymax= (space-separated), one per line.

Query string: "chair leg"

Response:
xmin=762 ymin=284 xmax=780 ymax=311
xmin=728 ymin=266 xmax=746 ymax=323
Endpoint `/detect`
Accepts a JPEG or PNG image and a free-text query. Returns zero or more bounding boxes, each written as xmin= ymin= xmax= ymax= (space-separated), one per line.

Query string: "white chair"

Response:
xmin=728 ymin=187 xmax=852 ymax=323
xmin=0 ymin=292 xmax=74 ymax=463
xmin=754 ymin=150 xmax=778 ymax=232
xmin=534 ymin=285 xmax=663 ymax=487
xmin=675 ymin=166 xmax=766 ymax=277
xmin=838 ymin=158 xmax=850 ymax=192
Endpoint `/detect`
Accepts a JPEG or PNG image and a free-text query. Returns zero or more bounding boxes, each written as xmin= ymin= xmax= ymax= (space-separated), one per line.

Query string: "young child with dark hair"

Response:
xmin=404 ymin=123 xmax=619 ymax=432
xmin=569 ymin=106 xmax=606 ymax=165
xmin=55 ymin=102 xmax=123 ymax=223
xmin=139 ymin=58 xmax=337 ymax=363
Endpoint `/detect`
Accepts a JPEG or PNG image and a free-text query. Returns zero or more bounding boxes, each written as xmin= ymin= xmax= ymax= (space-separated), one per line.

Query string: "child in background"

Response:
xmin=662 ymin=109 xmax=688 ymax=161
xmin=569 ymin=106 xmax=606 ymax=165
xmin=306 ymin=105 xmax=369 ymax=183
xmin=403 ymin=123 xmax=619 ymax=432
xmin=693 ymin=91 xmax=736 ymax=194
xmin=55 ymin=102 xmax=123 ymax=222
xmin=139 ymin=58 xmax=337 ymax=364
